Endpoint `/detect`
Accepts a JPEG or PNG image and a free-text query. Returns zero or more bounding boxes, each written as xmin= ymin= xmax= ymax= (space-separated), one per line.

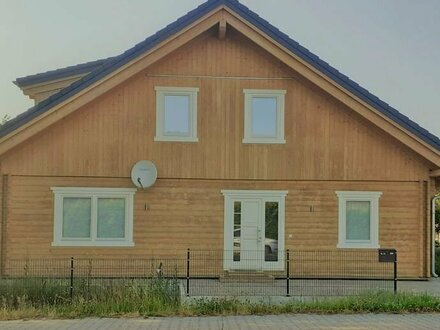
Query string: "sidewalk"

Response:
xmin=399 ymin=278 xmax=440 ymax=296
xmin=2 ymin=314 xmax=440 ymax=330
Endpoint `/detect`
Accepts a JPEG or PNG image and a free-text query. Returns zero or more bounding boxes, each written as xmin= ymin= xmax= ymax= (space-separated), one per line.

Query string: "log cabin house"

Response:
xmin=1 ymin=0 xmax=439 ymax=279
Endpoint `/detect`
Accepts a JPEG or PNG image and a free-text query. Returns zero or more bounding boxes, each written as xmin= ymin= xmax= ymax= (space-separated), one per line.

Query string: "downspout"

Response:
xmin=432 ymin=195 xmax=440 ymax=277
xmin=0 ymin=174 xmax=7 ymax=277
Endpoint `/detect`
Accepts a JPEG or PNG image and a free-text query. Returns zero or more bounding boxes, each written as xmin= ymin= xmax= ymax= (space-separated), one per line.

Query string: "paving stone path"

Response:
xmin=2 ymin=314 xmax=440 ymax=330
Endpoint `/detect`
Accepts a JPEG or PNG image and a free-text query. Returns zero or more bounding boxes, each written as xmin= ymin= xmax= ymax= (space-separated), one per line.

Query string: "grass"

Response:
xmin=1 ymin=278 xmax=440 ymax=320
xmin=182 ymin=292 xmax=440 ymax=316
xmin=0 ymin=277 xmax=181 ymax=319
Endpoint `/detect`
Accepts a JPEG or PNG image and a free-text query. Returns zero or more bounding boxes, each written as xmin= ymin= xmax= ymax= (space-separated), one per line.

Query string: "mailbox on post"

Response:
xmin=378 ymin=249 xmax=397 ymax=263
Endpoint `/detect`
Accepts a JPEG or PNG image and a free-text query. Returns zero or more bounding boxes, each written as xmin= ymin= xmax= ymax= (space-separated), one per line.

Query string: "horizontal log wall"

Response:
xmin=4 ymin=175 xmax=423 ymax=278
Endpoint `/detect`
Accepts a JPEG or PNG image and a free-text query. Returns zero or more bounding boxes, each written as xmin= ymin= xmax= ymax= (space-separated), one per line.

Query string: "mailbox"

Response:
xmin=378 ymin=249 xmax=397 ymax=263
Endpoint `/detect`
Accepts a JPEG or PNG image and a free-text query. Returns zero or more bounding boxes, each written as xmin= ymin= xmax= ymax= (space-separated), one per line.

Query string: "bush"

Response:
xmin=435 ymin=249 xmax=440 ymax=275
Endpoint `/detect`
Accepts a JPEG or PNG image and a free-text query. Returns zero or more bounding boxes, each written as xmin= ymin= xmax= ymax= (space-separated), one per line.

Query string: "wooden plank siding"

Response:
xmin=0 ymin=28 xmax=432 ymax=181
xmin=0 ymin=28 xmax=434 ymax=278
xmin=3 ymin=175 xmax=424 ymax=278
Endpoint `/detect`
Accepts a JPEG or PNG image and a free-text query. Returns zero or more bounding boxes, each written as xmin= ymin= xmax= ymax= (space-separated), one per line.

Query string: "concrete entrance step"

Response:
xmin=220 ymin=271 xmax=275 ymax=283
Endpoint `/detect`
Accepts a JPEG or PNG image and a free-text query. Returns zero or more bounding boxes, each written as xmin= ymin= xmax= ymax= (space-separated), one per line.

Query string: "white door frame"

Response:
xmin=221 ymin=190 xmax=288 ymax=271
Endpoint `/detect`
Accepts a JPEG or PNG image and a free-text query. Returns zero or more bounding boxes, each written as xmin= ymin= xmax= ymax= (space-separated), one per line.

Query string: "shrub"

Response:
xmin=435 ymin=249 xmax=440 ymax=275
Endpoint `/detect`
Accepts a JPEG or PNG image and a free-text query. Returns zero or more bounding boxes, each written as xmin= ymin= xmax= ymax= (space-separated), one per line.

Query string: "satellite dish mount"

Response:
xmin=131 ymin=160 xmax=158 ymax=189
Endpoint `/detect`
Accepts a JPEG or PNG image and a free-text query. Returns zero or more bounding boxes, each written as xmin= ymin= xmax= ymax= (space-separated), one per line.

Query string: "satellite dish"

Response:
xmin=131 ymin=160 xmax=157 ymax=189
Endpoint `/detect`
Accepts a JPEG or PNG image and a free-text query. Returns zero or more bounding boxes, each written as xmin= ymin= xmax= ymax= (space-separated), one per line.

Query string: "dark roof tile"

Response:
xmin=14 ymin=57 xmax=114 ymax=87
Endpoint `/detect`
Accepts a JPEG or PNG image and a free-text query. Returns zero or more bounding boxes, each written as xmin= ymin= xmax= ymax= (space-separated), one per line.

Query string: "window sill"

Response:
xmin=52 ymin=241 xmax=135 ymax=248
xmin=337 ymin=243 xmax=380 ymax=249
xmin=242 ymin=138 xmax=286 ymax=144
xmin=154 ymin=136 xmax=199 ymax=143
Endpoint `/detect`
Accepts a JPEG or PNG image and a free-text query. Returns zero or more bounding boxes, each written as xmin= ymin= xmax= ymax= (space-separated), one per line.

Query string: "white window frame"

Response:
xmin=154 ymin=86 xmax=199 ymax=142
xmin=221 ymin=190 xmax=288 ymax=271
xmin=243 ymin=89 xmax=286 ymax=144
xmin=336 ymin=191 xmax=382 ymax=249
xmin=51 ymin=187 xmax=136 ymax=247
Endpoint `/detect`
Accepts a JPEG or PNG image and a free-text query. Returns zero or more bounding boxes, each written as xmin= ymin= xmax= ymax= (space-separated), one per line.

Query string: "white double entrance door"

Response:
xmin=222 ymin=190 xmax=287 ymax=271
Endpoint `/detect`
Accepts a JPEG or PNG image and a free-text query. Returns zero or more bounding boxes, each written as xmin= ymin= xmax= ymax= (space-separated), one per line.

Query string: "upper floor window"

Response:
xmin=336 ymin=191 xmax=382 ymax=249
xmin=243 ymin=89 xmax=286 ymax=144
xmin=51 ymin=187 xmax=136 ymax=247
xmin=154 ymin=87 xmax=199 ymax=142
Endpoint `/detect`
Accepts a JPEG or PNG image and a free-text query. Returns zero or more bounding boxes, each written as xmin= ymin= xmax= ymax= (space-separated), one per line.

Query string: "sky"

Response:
xmin=0 ymin=0 xmax=439 ymax=137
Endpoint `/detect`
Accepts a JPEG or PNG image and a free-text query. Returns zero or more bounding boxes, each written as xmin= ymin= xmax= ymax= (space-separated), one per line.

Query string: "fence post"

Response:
xmin=286 ymin=249 xmax=290 ymax=297
xmin=186 ymin=249 xmax=190 ymax=297
xmin=70 ymin=257 xmax=74 ymax=300
xmin=393 ymin=250 xmax=397 ymax=294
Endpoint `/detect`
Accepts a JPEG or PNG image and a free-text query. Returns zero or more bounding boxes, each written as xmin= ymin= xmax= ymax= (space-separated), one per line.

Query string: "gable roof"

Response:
xmin=13 ymin=57 xmax=113 ymax=88
xmin=2 ymin=0 xmax=440 ymax=156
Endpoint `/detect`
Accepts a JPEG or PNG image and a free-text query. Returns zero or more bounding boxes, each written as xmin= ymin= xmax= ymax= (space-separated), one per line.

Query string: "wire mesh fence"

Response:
xmin=185 ymin=249 xmax=397 ymax=296
xmin=0 ymin=249 xmax=397 ymax=300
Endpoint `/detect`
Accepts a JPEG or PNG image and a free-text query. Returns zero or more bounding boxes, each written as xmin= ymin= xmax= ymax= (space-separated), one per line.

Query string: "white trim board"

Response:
xmin=51 ymin=187 xmax=136 ymax=247
xmin=336 ymin=191 xmax=382 ymax=249
xmin=154 ymin=86 xmax=199 ymax=142
xmin=242 ymin=89 xmax=286 ymax=144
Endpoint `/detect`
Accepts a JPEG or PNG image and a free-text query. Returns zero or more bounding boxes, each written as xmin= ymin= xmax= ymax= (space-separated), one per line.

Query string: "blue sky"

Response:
xmin=0 ymin=0 xmax=439 ymax=137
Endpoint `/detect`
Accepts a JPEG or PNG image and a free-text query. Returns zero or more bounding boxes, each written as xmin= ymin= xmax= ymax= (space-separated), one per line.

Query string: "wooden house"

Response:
xmin=1 ymin=0 xmax=439 ymax=279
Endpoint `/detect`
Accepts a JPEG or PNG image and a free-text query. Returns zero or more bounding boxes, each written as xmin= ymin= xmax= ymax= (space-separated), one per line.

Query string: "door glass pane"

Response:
xmin=346 ymin=201 xmax=370 ymax=240
xmin=62 ymin=198 xmax=91 ymax=238
xmin=233 ymin=201 xmax=241 ymax=261
xmin=97 ymin=198 xmax=125 ymax=239
xmin=265 ymin=202 xmax=279 ymax=261
xmin=164 ymin=95 xmax=190 ymax=135
xmin=251 ymin=97 xmax=277 ymax=137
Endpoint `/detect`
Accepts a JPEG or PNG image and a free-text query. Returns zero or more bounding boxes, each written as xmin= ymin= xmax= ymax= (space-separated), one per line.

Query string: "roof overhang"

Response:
xmin=17 ymin=74 xmax=89 ymax=104
xmin=13 ymin=58 xmax=110 ymax=88
xmin=430 ymin=169 xmax=440 ymax=178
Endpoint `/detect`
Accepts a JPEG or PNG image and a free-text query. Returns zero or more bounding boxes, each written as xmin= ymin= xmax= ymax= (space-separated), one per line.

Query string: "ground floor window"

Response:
xmin=336 ymin=191 xmax=382 ymax=249
xmin=51 ymin=187 xmax=136 ymax=247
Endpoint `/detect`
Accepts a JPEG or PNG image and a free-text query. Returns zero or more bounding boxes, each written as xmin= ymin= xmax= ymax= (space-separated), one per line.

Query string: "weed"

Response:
xmin=1 ymin=279 xmax=440 ymax=320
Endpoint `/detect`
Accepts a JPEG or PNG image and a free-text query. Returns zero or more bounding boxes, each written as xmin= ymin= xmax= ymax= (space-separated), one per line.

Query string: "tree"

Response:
xmin=0 ymin=114 xmax=11 ymax=127
xmin=436 ymin=197 xmax=440 ymax=222
xmin=435 ymin=195 xmax=440 ymax=245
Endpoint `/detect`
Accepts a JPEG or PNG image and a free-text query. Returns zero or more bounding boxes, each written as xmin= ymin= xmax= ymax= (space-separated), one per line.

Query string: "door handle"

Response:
xmin=257 ymin=229 xmax=262 ymax=242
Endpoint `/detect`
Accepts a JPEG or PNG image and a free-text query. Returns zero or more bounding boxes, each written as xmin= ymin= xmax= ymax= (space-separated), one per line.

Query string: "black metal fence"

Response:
xmin=185 ymin=249 xmax=397 ymax=296
xmin=0 ymin=249 xmax=397 ymax=299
